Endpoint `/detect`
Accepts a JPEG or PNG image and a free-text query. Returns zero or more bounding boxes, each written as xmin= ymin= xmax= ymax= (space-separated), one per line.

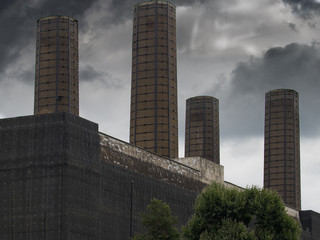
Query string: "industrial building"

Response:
xmin=264 ymin=89 xmax=301 ymax=210
xmin=0 ymin=0 xmax=320 ymax=239
xmin=0 ymin=112 xmax=211 ymax=239
xmin=130 ymin=0 xmax=178 ymax=158
xmin=185 ymin=96 xmax=220 ymax=164
xmin=34 ymin=16 xmax=79 ymax=116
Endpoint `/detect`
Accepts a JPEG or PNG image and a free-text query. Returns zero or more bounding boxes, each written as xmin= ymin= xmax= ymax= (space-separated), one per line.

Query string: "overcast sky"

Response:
xmin=1 ymin=0 xmax=320 ymax=212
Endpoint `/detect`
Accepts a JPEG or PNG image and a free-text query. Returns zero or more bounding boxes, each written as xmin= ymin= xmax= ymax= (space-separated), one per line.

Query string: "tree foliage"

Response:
xmin=132 ymin=198 xmax=180 ymax=240
xmin=199 ymin=218 xmax=256 ymax=240
xmin=183 ymin=183 xmax=301 ymax=240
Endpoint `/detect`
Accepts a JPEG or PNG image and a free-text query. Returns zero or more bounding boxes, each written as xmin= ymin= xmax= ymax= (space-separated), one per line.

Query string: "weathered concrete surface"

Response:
xmin=300 ymin=210 xmax=320 ymax=240
xmin=100 ymin=133 xmax=206 ymax=192
xmin=175 ymin=157 xmax=223 ymax=184
xmin=286 ymin=206 xmax=300 ymax=220
xmin=100 ymin=132 xmax=302 ymax=221
xmin=100 ymin=133 xmax=223 ymax=187
xmin=0 ymin=113 xmax=204 ymax=240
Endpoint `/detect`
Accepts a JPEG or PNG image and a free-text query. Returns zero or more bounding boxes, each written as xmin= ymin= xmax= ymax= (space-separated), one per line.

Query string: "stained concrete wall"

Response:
xmin=0 ymin=113 xmax=100 ymax=239
xmin=300 ymin=210 xmax=320 ymax=240
xmin=101 ymin=134 xmax=224 ymax=186
xmin=0 ymin=113 xmax=204 ymax=240
xmin=175 ymin=157 xmax=223 ymax=184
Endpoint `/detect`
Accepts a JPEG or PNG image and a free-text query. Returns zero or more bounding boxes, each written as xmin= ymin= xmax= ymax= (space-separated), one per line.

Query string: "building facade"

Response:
xmin=130 ymin=0 xmax=178 ymax=158
xmin=300 ymin=210 xmax=320 ymax=239
xmin=34 ymin=16 xmax=79 ymax=115
xmin=185 ymin=96 xmax=220 ymax=164
xmin=0 ymin=113 xmax=205 ymax=239
xmin=264 ymin=89 xmax=301 ymax=209
xmin=0 ymin=112 xmax=315 ymax=240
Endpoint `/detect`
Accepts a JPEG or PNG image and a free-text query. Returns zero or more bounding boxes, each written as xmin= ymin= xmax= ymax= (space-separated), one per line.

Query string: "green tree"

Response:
xmin=199 ymin=218 xmax=256 ymax=240
xmin=183 ymin=183 xmax=301 ymax=240
xmin=132 ymin=198 xmax=180 ymax=240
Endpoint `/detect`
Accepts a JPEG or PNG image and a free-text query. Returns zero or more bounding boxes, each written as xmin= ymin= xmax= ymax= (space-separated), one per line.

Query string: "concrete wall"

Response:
xmin=300 ymin=210 xmax=320 ymax=240
xmin=175 ymin=157 xmax=223 ymax=184
xmin=0 ymin=113 xmax=100 ymax=239
xmin=101 ymin=134 xmax=223 ymax=186
xmin=0 ymin=113 xmax=204 ymax=240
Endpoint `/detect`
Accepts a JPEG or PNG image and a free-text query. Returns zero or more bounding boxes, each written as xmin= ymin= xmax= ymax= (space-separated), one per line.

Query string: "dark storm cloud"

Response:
xmin=174 ymin=0 xmax=211 ymax=5
xmin=95 ymin=0 xmax=213 ymax=27
xmin=213 ymin=43 xmax=320 ymax=138
xmin=0 ymin=0 xmax=97 ymax=79
xmin=0 ymin=0 xmax=12 ymax=13
xmin=283 ymin=0 xmax=320 ymax=18
xmin=231 ymin=43 xmax=320 ymax=92
xmin=0 ymin=0 xmax=212 ymax=83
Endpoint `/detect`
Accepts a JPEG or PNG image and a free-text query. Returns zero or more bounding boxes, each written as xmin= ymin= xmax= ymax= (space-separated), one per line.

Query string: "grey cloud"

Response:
xmin=0 ymin=0 xmax=97 ymax=76
xmin=0 ymin=0 xmax=213 ymax=80
xmin=211 ymin=43 xmax=320 ymax=138
xmin=176 ymin=1 xmax=228 ymax=54
xmin=97 ymin=0 xmax=203 ymax=24
xmin=174 ymin=0 xmax=212 ymax=5
xmin=232 ymin=43 xmax=320 ymax=91
xmin=0 ymin=0 xmax=12 ymax=13
xmin=80 ymin=65 xmax=124 ymax=89
xmin=283 ymin=0 xmax=320 ymax=18
xmin=80 ymin=65 xmax=104 ymax=82
xmin=91 ymin=0 xmax=214 ymax=30
xmin=16 ymin=69 xmax=34 ymax=84
xmin=288 ymin=22 xmax=298 ymax=31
